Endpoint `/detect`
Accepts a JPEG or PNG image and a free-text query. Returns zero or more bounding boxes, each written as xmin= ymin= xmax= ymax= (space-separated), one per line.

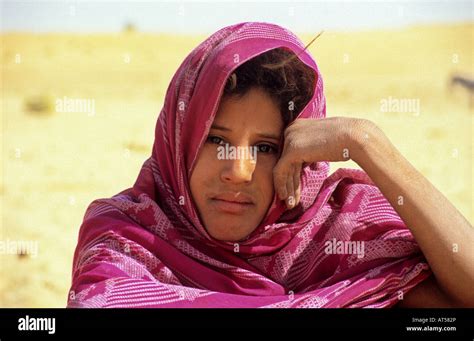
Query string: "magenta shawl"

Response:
xmin=68 ymin=22 xmax=430 ymax=308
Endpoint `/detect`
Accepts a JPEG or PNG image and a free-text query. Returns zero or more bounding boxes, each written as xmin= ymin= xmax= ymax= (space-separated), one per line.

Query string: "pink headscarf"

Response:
xmin=68 ymin=22 xmax=430 ymax=308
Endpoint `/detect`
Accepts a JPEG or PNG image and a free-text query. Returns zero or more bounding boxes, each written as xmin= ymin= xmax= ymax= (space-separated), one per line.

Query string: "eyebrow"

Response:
xmin=210 ymin=124 xmax=281 ymax=142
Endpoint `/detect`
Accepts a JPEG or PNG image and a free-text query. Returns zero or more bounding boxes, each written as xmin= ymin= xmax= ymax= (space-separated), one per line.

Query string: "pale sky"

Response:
xmin=1 ymin=0 xmax=472 ymax=34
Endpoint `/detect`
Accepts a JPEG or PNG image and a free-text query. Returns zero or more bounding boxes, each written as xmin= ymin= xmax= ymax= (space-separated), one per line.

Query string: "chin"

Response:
xmin=211 ymin=233 xmax=246 ymax=242
xmin=205 ymin=219 xmax=256 ymax=242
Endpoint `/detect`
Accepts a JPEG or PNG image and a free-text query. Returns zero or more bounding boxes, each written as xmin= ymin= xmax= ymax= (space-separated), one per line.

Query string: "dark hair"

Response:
xmin=223 ymin=47 xmax=317 ymax=126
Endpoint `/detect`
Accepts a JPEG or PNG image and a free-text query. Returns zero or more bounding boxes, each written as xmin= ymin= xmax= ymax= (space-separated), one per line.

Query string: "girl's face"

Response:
xmin=190 ymin=87 xmax=284 ymax=242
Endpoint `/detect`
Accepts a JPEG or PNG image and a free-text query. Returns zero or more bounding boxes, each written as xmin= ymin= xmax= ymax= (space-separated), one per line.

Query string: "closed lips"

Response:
xmin=211 ymin=193 xmax=254 ymax=204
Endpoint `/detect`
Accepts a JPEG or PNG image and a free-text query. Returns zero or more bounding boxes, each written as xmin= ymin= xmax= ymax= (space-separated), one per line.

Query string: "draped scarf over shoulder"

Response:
xmin=68 ymin=22 xmax=430 ymax=308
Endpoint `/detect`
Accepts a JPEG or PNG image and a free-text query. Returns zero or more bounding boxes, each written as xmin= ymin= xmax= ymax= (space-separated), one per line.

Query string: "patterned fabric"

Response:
xmin=67 ymin=22 xmax=430 ymax=308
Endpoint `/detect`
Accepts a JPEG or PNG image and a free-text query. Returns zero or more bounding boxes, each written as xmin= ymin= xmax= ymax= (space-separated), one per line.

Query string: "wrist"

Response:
xmin=347 ymin=118 xmax=383 ymax=164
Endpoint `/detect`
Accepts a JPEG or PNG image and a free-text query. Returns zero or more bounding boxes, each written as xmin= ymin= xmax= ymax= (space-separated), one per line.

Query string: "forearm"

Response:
xmin=350 ymin=120 xmax=474 ymax=306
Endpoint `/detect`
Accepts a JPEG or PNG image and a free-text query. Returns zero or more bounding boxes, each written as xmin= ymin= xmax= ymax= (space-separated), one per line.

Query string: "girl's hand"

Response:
xmin=273 ymin=117 xmax=372 ymax=209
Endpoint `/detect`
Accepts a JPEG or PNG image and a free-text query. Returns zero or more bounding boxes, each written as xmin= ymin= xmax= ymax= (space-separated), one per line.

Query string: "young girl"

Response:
xmin=68 ymin=22 xmax=473 ymax=308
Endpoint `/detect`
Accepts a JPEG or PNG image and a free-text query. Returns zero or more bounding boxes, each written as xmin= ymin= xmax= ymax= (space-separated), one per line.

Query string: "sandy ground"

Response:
xmin=1 ymin=24 xmax=472 ymax=307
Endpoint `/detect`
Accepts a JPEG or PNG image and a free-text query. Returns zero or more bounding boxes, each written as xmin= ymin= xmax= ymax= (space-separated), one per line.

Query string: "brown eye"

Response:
xmin=257 ymin=144 xmax=278 ymax=154
xmin=207 ymin=135 xmax=225 ymax=145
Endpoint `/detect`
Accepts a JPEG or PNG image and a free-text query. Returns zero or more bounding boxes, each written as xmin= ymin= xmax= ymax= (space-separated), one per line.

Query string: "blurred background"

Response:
xmin=1 ymin=0 xmax=472 ymax=307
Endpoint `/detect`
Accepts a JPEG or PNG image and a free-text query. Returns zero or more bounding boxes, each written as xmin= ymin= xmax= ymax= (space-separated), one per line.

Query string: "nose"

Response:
xmin=220 ymin=146 xmax=256 ymax=184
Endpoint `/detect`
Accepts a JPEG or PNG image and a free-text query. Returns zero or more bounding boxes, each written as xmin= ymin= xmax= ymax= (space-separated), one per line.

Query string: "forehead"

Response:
xmin=214 ymin=88 xmax=283 ymax=131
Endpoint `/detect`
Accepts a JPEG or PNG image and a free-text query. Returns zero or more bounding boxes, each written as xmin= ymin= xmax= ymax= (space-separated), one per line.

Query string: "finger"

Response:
xmin=286 ymin=164 xmax=295 ymax=209
xmin=293 ymin=163 xmax=302 ymax=206
xmin=273 ymin=163 xmax=287 ymax=200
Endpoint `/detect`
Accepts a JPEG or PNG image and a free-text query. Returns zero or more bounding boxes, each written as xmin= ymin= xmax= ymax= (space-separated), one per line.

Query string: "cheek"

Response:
xmin=253 ymin=157 xmax=277 ymax=203
xmin=190 ymin=149 xmax=217 ymax=198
